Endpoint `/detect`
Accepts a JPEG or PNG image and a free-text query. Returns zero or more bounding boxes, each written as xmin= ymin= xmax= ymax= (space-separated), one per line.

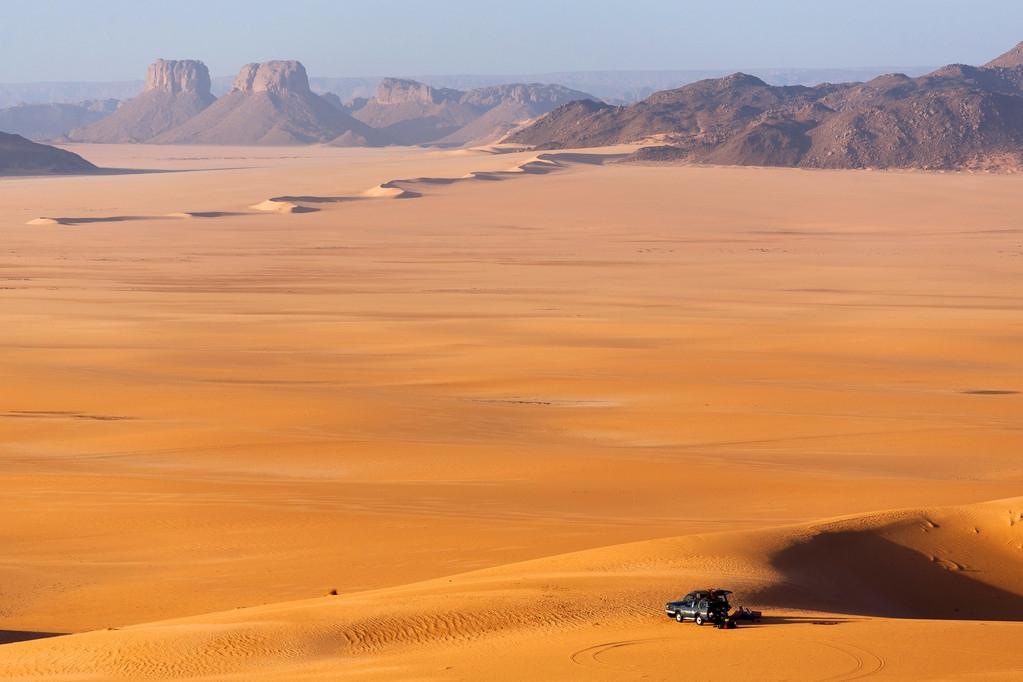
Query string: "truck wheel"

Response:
xmin=675 ymin=612 xmax=684 ymax=623
xmin=695 ymin=615 xmax=704 ymax=626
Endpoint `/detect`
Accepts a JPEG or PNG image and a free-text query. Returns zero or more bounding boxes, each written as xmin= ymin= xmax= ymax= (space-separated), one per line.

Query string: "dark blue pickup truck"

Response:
xmin=665 ymin=589 xmax=732 ymax=626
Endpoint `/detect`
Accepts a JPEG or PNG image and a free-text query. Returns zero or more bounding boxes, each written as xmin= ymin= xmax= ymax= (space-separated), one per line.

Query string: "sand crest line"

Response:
xmin=26 ymin=211 xmax=246 ymax=226
xmin=251 ymin=151 xmax=623 ymax=212
xmin=25 ymin=152 xmax=619 ymax=226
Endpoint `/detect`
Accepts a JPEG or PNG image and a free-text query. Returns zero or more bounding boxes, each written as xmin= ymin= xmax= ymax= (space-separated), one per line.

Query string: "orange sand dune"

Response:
xmin=0 ymin=144 xmax=1021 ymax=679
xmin=1 ymin=497 xmax=1021 ymax=680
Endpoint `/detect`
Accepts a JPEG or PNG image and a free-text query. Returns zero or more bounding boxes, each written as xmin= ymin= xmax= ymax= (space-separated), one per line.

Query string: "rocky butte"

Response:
xmin=69 ymin=59 xmax=215 ymax=143
xmin=152 ymin=60 xmax=389 ymax=146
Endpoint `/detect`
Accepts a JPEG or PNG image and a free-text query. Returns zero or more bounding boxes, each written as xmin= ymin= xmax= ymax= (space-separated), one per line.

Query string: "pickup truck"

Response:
xmin=665 ymin=589 xmax=732 ymax=626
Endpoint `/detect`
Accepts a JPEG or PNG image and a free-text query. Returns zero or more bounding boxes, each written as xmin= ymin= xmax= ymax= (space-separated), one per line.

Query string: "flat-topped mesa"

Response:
xmin=151 ymin=59 xmax=390 ymax=145
xmin=232 ymin=60 xmax=311 ymax=95
xmin=68 ymin=58 xmax=215 ymax=142
xmin=375 ymin=78 xmax=460 ymax=105
xmin=145 ymin=59 xmax=211 ymax=95
xmin=460 ymin=83 xmax=594 ymax=108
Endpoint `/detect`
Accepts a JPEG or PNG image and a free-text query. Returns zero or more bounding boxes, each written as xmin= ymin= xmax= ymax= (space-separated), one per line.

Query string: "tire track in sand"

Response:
xmin=569 ymin=636 xmax=885 ymax=680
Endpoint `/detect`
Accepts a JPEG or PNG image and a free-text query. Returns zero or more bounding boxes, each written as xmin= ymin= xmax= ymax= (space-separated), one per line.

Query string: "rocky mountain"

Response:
xmin=986 ymin=40 xmax=1023 ymax=69
xmin=510 ymin=41 xmax=1023 ymax=171
xmin=351 ymin=78 xmax=597 ymax=145
xmin=440 ymin=83 xmax=601 ymax=145
xmin=68 ymin=60 xmax=214 ymax=143
xmin=351 ymin=78 xmax=483 ymax=145
xmin=0 ymin=99 xmax=118 ymax=141
xmin=0 ymin=132 xmax=97 ymax=174
xmin=0 ymin=68 xmax=935 ymax=110
xmin=152 ymin=61 xmax=389 ymax=146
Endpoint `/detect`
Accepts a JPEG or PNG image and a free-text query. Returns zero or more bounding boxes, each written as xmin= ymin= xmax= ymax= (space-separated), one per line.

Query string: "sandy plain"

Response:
xmin=0 ymin=144 xmax=1021 ymax=679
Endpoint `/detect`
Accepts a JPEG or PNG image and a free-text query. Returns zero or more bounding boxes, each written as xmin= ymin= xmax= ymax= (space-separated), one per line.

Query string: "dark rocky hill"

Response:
xmin=510 ymin=42 xmax=1023 ymax=171
xmin=0 ymin=132 xmax=97 ymax=174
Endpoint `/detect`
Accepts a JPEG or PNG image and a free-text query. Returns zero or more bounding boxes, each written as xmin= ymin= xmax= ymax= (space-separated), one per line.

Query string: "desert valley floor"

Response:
xmin=0 ymin=145 xmax=1021 ymax=680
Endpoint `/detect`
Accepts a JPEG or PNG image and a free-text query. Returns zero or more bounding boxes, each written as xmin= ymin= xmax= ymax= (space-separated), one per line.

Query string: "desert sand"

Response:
xmin=0 ymin=144 xmax=1021 ymax=679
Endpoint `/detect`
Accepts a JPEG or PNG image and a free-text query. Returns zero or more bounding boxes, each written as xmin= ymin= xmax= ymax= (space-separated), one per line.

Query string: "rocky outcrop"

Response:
xmin=460 ymin=83 xmax=592 ymax=109
xmin=232 ymin=60 xmax=311 ymax=95
xmin=145 ymin=59 xmax=211 ymax=95
xmin=985 ymin=41 xmax=1023 ymax=69
xmin=510 ymin=41 xmax=1023 ymax=171
xmin=0 ymin=99 xmax=118 ymax=141
xmin=68 ymin=59 xmax=215 ymax=143
xmin=0 ymin=132 xmax=98 ymax=174
xmin=152 ymin=60 xmax=390 ymax=146
xmin=351 ymin=79 xmax=598 ymax=145
xmin=441 ymin=83 xmax=599 ymax=145
xmin=374 ymin=78 xmax=461 ymax=106
xmin=352 ymin=79 xmax=481 ymax=144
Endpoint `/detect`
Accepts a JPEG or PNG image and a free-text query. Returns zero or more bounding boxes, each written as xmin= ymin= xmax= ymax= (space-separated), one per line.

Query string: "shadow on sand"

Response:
xmin=731 ymin=615 xmax=857 ymax=628
xmin=752 ymin=530 xmax=1023 ymax=621
xmin=0 ymin=630 xmax=65 ymax=645
xmin=30 ymin=211 xmax=249 ymax=225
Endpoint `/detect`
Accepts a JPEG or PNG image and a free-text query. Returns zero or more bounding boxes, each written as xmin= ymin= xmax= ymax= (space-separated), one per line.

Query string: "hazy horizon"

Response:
xmin=0 ymin=65 xmax=941 ymax=87
xmin=2 ymin=0 xmax=1021 ymax=83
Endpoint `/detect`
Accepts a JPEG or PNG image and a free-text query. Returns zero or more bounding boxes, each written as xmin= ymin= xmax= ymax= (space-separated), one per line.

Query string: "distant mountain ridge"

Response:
xmin=44 ymin=59 xmax=599 ymax=147
xmin=351 ymin=78 xmax=480 ymax=144
xmin=509 ymin=41 xmax=1023 ymax=171
xmin=351 ymin=78 xmax=597 ymax=145
xmin=0 ymin=67 xmax=936 ymax=109
xmin=0 ymin=99 xmax=118 ymax=141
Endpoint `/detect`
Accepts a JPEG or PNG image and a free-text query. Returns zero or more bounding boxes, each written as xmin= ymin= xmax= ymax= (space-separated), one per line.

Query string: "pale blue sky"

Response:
xmin=4 ymin=0 xmax=1022 ymax=82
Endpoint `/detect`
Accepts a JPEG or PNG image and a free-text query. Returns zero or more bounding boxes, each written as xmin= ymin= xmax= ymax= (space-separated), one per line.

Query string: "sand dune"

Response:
xmin=268 ymin=151 xmax=626 ymax=209
xmin=2 ymin=144 xmax=1022 ymax=680
xmin=24 ymin=149 xmax=620 ymax=224
xmin=28 ymin=211 xmax=245 ymax=225
xmin=248 ymin=198 xmax=318 ymax=214
xmin=1 ymin=497 xmax=1020 ymax=679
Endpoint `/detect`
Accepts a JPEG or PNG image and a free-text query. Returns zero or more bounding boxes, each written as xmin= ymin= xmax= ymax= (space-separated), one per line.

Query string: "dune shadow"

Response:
xmin=751 ymin=530 xmax=1023 ymax=621
xmin=91 ymin=167 xmax=259 ymax=175
xmin=732 ymin=615 xmax=855 ymax=628
xmin=961 ymin=389 xmax=1018 ymax=395
xmin=91 ymin=168 xmax=177 ymax=175
xmin=32 ymin=211 xmax=250 ymax=225
xmin=31 ymin=215 xmax=164 ymax=226
xmin=539 ymin=152 xmax=630 ymax=165
xmin=0 ymin=630 xmax=65 ymax=645
xmin=517 ymin=164 xmax=558 ymax=175
xmin=179 ymin=211 xmax=246 ymax=218
xmin=385 ymin=188 xmax=423 ymax=199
